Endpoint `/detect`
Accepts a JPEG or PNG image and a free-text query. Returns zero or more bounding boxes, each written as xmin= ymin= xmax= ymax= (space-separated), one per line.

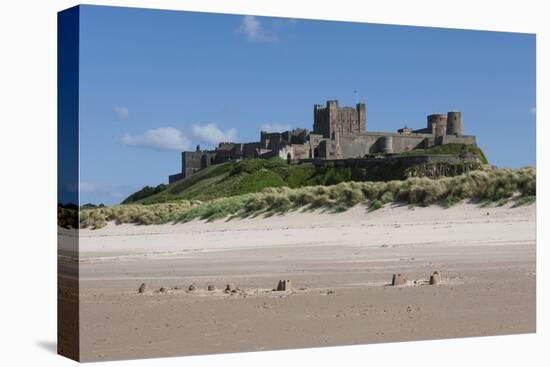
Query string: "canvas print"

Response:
xmin=58 ymin=5 xmax=536 ymax=362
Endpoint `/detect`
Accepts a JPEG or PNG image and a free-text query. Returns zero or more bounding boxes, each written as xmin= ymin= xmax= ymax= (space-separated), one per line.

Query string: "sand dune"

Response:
xmin=62 ymin=202 xmax=536 ymax=361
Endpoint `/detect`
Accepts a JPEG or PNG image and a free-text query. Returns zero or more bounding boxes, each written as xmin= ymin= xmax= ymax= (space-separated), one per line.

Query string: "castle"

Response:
xmin=169 ymin=100 xmax=477 ymax=183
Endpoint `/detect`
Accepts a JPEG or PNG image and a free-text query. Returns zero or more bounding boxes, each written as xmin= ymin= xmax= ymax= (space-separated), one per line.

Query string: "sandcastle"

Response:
xmin=276 ymin=279 xmax=292 ymax=291
xmin=429 ymin=271 xmax=441 ymax=285
xmin=391 ymin=273 xmax=407 ymax=286
xmin=224 ymin=283 xmax=236 ymax=293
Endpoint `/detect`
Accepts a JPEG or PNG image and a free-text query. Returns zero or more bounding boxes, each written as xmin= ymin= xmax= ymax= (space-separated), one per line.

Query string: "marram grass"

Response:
xmin=78 ymin=167 xmax=535 ymax=229
xmin=80 ymin=201 xmax=198 ymax=229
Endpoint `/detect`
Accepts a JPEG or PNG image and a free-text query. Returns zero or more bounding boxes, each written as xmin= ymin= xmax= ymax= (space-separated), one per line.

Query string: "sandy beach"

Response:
xmin=63 ymin=202 xmax=536 ymax=361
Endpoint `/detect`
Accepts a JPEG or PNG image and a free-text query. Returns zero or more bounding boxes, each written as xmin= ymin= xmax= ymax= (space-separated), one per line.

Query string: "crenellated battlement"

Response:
xmin=168 ymin=99 xmax=477 ymax=183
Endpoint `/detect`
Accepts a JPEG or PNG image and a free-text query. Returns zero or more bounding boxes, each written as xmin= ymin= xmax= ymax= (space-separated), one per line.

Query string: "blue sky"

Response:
xmin=77 ymin=5 xmax=536 ymax=205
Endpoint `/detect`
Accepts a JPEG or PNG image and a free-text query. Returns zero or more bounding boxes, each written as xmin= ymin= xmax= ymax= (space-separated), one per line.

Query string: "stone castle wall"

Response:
xmin=168 ymin=99 xmax=478 ymax=183
xmin=298 ymin=154 xmax=481 ymax=181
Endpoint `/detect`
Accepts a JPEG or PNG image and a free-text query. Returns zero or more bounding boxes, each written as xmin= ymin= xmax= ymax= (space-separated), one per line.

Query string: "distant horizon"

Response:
xmin=76 ymin=5 xmax=536 ymax=205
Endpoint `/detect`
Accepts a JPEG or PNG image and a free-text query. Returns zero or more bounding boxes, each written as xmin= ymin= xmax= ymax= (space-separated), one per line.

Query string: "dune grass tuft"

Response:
xmin=78 ymin=167 xmax=535 ymax=229
xmin=80 ymin=201 xmax=198 ymax=229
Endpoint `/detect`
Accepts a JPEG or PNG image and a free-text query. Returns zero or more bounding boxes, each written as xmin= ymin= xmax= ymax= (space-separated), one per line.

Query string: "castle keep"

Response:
xmin=169 ymin=100 xmax=477 ymax=183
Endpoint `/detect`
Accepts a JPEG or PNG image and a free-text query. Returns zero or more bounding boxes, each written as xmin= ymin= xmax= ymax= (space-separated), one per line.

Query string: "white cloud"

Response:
xmin=192 ymin=123 xmax=237 ymax=144
xmin=114 ymin=106 xmax=129 ymax=120
xmin=237 ymin=15 xmax=277 ymax=42
xmin=261 ymin=123 xmax=292 ymax=132
xmin=530 ymin=107 xmax=536 ymax=115
xmin=122 ymin=127 xmax=191 ymax=151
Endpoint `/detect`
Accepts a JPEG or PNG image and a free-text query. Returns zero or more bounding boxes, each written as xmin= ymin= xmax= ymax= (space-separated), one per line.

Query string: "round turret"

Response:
xmin=446 ymin=111 xmax=463 ymax=135
xmin=381 ymin=136 xmax=393 ymax=154
xmin=427 ymin=114 xmax=447 ymax=137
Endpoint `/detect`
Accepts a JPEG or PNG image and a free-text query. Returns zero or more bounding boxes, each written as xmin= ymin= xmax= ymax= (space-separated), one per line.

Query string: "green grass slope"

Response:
xmin=123 ymin=144 xmax=489 ymax=205
xmin=123 ymin=158 xmax=350 ymax=204
xmin=133 ymin=159 xmax=291 ymax=204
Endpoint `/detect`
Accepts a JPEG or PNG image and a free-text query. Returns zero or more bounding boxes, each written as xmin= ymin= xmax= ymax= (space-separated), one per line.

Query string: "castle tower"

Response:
xmin=356 ymin=103 xmax=366 ymax=132
xmin=313 ymin=103 xmax=329 ymax=138
xmin=313 ymin=100 xmax=366 ymax=139
xmin=446 ymin=111 xmax=463 ymax=135
xmin=427 ymin=114 xmax=447 ymax=137
xmin=327 ymin=100 xmax=339 ymax=139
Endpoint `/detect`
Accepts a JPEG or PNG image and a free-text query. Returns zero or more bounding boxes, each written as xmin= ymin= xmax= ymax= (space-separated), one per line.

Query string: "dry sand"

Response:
xmin=62 ymin=202 xmax=536 ymax=361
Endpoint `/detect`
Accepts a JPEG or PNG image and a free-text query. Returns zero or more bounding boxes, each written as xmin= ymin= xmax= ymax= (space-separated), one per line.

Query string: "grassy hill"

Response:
xmin=123 ymin=158 xmax=351 ymax=204
xmin=122 ymin=144 xmax=489 ymax=205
